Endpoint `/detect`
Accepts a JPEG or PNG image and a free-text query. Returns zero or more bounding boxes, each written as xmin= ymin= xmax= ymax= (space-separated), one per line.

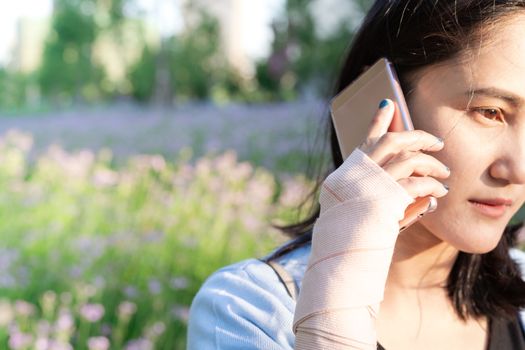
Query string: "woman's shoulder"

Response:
xmin=186 ymin=241 xmax=311 ymax=349
xmin=193 ymin=240 xmax=311 ymax=300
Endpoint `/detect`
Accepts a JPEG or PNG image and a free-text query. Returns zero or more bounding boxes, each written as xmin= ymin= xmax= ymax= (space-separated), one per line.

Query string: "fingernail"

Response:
xmin=436 ymin=137 xmax=444 ymax=144
xmin=379 ymin=99 xmax=389 ymax=109
xmin=443 ymin=184 xmax=449 ymax=191
xmin=445 ymin=166 xmax=450 ymax=173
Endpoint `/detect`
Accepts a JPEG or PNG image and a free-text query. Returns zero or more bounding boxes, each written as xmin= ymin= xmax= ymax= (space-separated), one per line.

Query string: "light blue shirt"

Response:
xmin=187 ymin=242 xmax=525 ymax=349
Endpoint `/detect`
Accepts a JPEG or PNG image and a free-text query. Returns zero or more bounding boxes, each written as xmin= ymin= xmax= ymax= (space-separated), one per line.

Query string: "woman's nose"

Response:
xmin=489 ymin=137 xmax=525 ymax=185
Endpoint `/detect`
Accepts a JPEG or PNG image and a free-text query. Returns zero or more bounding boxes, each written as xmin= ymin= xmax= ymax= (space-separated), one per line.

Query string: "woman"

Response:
xmin=188 ymin=1 xmax=525 ymax=349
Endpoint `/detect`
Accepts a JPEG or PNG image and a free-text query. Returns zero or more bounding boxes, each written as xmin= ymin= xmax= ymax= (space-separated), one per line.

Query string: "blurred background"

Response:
xmin=0 ymin=0 xmax=375 ymax=349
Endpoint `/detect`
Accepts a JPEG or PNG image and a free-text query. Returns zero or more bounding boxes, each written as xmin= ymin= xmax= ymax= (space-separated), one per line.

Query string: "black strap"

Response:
xmin=488 ymin=314 xmax=525 ymax=350
xmin=264 ymin=260 xmax=298 ymax=301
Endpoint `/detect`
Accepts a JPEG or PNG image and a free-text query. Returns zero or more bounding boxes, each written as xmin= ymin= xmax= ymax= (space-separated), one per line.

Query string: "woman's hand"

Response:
xmin=359 ymin=99 xmax=450 ymax=200
xmin=295 ymin=99 xmax=445 ymax=349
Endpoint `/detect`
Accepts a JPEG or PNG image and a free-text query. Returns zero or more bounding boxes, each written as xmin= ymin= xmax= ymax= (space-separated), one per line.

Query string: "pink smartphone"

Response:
xmin=330 ymin=58 xmax=437 ymax=231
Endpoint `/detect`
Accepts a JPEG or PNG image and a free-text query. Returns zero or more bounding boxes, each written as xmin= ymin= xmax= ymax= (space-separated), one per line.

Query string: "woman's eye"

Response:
xmin=472 ymin=108 xmax=505 ymax=123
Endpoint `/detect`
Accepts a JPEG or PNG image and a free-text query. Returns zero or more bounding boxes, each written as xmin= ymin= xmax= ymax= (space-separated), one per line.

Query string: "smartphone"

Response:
xmin=330 ymin=58 xmax=437 ymax=231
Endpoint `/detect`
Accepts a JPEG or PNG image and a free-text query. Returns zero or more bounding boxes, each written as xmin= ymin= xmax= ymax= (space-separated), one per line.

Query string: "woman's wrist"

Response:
xmin=294 ymin=147 xmax=413 ymax=338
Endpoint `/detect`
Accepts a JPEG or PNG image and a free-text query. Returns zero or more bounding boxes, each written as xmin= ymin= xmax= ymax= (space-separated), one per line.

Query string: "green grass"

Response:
xmin=0 ymin=130 xmax=311 ymax=349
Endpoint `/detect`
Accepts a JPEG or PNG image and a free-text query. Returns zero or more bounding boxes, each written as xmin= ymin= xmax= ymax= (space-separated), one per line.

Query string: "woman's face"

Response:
xmin=406 ymin=14 xmax=525 ymax=253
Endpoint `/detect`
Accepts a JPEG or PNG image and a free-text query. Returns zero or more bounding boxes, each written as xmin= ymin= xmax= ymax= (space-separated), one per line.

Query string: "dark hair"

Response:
xmin=276 ymin=0 xmax=525 ymax=321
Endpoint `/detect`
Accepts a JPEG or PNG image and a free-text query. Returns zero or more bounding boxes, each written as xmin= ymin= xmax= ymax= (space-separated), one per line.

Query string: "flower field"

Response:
xmin=0 ymin=102 xmax=323 ymax=349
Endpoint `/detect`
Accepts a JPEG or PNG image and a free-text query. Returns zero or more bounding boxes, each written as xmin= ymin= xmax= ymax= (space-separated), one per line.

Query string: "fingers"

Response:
xmin=368 ymin=130 xmax=444 ymax=166
xmin=356 ymin=98 xmax=450 ymax=203
xmin=398 ymin=177 xmax=449 ymax=199
xmin=360 ymin=99 xmax=444 ymax=167
xmin=383 ymin=152 xmax=450 ymax=180
xmin=359 ymin=99 xmax=395 ymax=154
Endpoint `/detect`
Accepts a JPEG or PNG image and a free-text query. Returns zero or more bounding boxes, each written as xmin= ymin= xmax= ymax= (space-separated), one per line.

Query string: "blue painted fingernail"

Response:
xmin=379 ymin=99 xmax=389 ymax=109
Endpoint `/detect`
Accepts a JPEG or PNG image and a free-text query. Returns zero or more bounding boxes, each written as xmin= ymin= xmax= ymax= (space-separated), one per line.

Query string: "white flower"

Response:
xmin=0 ymin=299 xmax=14 ymax=326
xmin=118 ymin=301 xmax=137 ymax=319
xmin=14 ymin=300 xmax=35 ymax=316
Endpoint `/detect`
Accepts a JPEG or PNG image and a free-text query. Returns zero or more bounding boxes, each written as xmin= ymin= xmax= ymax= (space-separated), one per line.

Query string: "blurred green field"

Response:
xmin=0 ymin=102 xmax=321 ymax=349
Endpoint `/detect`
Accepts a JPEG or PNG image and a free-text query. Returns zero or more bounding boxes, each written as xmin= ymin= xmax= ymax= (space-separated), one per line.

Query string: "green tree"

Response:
xmin=0 ymin=69 xmax=32 ymax=111
xmin=38 ymin=0 xmax=105 ymax=104
xmin=128 ymin=46 xmax=156 ymax=102
xmin=256 ymin=0 xmax=373 ymax=99
xmin=128 ymin=8 xmax=224 ymax=103
xmin=38 ymin=0 xmax=134 ymax=104
xmin=169 ymin=9 xmax=223 ymax=100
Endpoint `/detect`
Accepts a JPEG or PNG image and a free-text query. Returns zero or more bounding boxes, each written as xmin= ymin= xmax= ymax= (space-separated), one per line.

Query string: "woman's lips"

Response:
xmin=468 ymin=198 xmax=513 ymax=218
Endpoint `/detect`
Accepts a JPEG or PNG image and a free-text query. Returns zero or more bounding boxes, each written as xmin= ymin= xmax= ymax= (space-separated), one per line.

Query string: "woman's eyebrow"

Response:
xmin=464 ymin=87 xmax=525 ymax=107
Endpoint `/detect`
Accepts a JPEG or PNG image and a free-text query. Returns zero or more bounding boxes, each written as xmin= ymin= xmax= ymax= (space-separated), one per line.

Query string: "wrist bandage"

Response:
xmin=293 ymin=149 xmax=413 ymax=349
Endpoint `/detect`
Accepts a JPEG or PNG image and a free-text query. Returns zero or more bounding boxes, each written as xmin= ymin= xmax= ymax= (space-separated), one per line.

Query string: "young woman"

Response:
xmin=188 ymin=1 xmax=525 ymax=349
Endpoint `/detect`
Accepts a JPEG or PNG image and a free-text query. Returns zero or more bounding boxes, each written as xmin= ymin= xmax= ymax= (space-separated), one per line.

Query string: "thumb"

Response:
xmin=361 ymin=99 xmax=395 ymax=150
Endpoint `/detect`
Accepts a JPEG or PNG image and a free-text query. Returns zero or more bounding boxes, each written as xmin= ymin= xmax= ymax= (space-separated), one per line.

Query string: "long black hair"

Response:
xmin=276 ymin=0 xmax=525 ymax=321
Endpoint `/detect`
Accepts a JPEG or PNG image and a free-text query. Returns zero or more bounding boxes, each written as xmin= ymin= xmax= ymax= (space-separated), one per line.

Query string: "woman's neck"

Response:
xmin=378 ymin=223 xmax=489 ymax=348
xmin=386 ymin=222 xmax=458 ymax=290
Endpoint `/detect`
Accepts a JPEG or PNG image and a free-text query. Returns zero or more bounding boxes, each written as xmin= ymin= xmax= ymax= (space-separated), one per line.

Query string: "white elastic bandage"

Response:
xmin=293 ymin=149 xmax=413 ymax=349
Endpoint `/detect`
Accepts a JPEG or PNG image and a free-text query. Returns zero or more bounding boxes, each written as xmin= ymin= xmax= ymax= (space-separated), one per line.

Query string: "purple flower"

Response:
xmin=33 ymin=337 xmax=49 ymax=350
xmin=80 ymin=303 xmax=105 ymax=323
xmin=171 ymin=305 xmax=190 ymax=323
xmin=34 ymin=338 xmax=72 ymax=350
xmin=55 ymin=310 xmax=74 ymax=333
xmin=124 ymin=338 xmax=153 ymax=350
xmin=145 ymin=321 xmax=165 ymax=338
xmin=92 ymin=168 xmax=118 ymax=187
xmin=8 ymin=331 xmax=33 ymax=349
xmin=87 ymin=336 xmax=110 ymax=350
xmin=169 ymin=277 xmax=189 ymax=290
xmin=100 ymin=323 xmax=112 ymax=337
xmin=123 ymin=286 xmax=139 ymax=299
xmin=147 ymin=279 xmax=162 ymax=295
xmin=36 ymin=320 xmax=51 ymax=337
xmin=143 ymin=231 xmax=164 ymax=243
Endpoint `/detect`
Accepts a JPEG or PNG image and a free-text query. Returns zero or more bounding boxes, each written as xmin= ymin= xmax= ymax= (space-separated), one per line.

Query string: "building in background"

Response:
xmin=10 ymin=18 xmax=50 ymax=73
xmin=181 ymin=0 xmax=261 ymax=78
